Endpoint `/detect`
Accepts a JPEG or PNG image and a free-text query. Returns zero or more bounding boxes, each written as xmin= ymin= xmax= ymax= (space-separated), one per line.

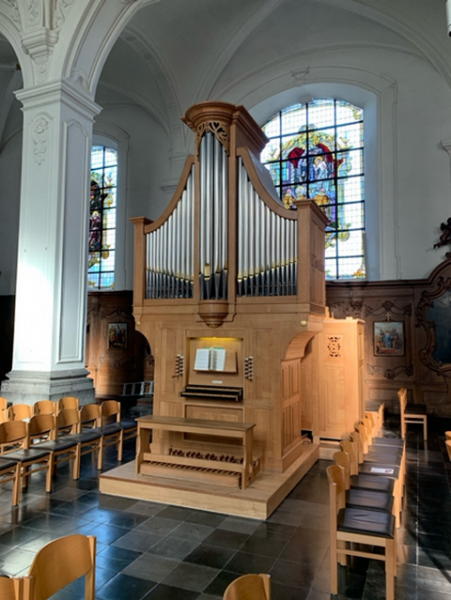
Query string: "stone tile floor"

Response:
xmin=0 ymin=415 xmax=450 ymax=599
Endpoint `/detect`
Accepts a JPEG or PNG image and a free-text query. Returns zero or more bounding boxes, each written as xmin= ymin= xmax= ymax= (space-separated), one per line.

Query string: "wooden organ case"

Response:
xmin=127 ymin=102 xmax=328 ymax=516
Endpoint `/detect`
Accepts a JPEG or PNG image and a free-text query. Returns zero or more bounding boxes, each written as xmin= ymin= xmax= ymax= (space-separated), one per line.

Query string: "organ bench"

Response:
xmin=136 ymin=415 xmax=259 ymax=489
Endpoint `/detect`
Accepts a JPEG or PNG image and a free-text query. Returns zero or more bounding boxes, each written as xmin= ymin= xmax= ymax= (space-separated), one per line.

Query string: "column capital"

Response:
xmin=15 ymin=78 xmax=101 ymax=118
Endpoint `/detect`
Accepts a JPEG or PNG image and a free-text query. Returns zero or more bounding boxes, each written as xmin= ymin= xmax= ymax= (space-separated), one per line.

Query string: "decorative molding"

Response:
xmin=366 ymin=363 xmax=414 ymax=380
xmin=4 ymin=0 xmax=21 ymax=27
xmin=327 ymin=336 xmax=342 ymax=358
xmin=196 ymin=121 xmax=230 ymax=155
xmin=54 ymin=0 xmax=76 ymax=29
xmin=31 ymin=112 xmax=51 ymax=164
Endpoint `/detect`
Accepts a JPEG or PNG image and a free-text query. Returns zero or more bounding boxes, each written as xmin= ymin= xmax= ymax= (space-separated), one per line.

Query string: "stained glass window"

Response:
xmin=88 ymin=146 xmax=117 ymax=289
xmin=261 ymin=99 xmax=365 ymax=279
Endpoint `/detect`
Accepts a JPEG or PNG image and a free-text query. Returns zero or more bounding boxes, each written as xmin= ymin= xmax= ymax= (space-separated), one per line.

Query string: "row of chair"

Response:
xmin=0 ymin=400 xmax=137 ymax=507
xmin=0 ymin=533 xmax=96 ymax=600
xmin=327 ymin=409 xmax=405 ymax=600
xmin=0 ymin=396 xmax=82 ymax=422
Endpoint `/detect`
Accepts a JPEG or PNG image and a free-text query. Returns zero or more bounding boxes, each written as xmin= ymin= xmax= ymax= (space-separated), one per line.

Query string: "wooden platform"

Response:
xmin=99 ymin=442 xmax=319 ymax=520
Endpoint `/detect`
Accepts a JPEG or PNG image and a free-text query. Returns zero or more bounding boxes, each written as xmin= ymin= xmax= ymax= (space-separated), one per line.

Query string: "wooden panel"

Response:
xmin=281 ymin=359 xmax=301 ymax=455
xmin=160 ymin=328 xmax=179 ymax=395
xmin=185 ymin=403 xmax=243 ymax=423
xmin=253 ymin=329 xmax=274 ymax=401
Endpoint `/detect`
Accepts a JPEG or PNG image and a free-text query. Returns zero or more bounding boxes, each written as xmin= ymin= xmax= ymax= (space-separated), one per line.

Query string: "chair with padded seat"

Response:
xmin=56 ymin=396 xmax=79 ymax=413
xmin=352 ymin=431 xmax=403 ymax=525
xmin=0 ymin=421 xmax=53 ymax=499
xmin=7 ymin=403 xmax=32 ymax=422
xmin=399 ymin=387 xmax=427 ymax=441
xmin=0 ymin=575 xmax=31 ymax=600
xmin=223 ymin=573 xmax=271 ymax=600
xmin=0 ymin=456 xmax=22 ymax=506
xmin=56 ymin=408 xmax=103 ymax=472
xmin=333 ymin=451 xmax=395 ymax=516
xmin=327 ymin=464 xmax=397 ymax=600
xmin=28 ymin=415 xmax=80 ymax=481
xmin=25 ymin=534 xmax=96 ymax=600
xmin=33 ymin=401 xmax=56 ymax=416
xmin=101 ymin=400 xmax=137 ymax=461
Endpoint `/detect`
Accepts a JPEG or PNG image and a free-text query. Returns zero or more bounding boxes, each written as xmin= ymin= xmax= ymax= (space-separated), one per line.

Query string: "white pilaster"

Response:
xmin=1 ymin=80 xmax=101 ymax=404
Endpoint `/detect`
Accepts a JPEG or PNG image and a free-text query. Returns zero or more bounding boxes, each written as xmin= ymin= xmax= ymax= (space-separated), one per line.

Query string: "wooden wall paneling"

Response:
xmin=86 ymin=291 xmax=148 ymax=398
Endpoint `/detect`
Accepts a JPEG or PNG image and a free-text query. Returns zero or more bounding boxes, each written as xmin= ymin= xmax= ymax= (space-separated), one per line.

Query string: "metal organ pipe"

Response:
xmin=145 ymin=168 xmax=195 ymax=299
xmin=198 ymin=132 xmax=228 ymax=301
xmin=236 ymin=159 xmax=298 ymax=297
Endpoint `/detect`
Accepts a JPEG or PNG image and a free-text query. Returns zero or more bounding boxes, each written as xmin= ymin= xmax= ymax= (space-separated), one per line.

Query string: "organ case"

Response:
xmin=132 ymin=102 xmax=328 ymax=479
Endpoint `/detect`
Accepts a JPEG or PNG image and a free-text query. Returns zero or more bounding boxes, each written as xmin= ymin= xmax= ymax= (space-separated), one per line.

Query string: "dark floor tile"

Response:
xmin=143 ymin=583 xmax=200 ymax=600
xmin=184 ymin=543 xmax=236 ymax=569
xmin=137 ymin=516 xmax=182 ymax=536
xmin=123 ymin=553 xmax=179 ymax=582
xmin=270 ymin=557 xmax=319 ymax=589
xmin=203 ymin=528 xmax=249 ymax=550
xmin=252 ymin=522 xmax=296 ymax=541
xmin=113 ymin=528 xmax=163 ymax=553
xmin=148 ymin=535 xmax=200 ymax=560
xmin=186 ymin=510 xmax=227 ymax=528
xmin=271 ymin=580 xmax=311 ymax=600
xmin=97 ymin=544 xmax=142 ymax=570
xmin=239 ymin=535 xmax=287 ymax=558
xmin=222 ymin=550 xmax=276 ymax=574
xmin=162 ymin=561 xmax=220 ymax=593
xmin=96 ymin=573 xmax=157 ymax=600
xmin=157 ymin=506 xmax=195 ymax=521
xmin=203 ymin=570 xmax=241 ymax=597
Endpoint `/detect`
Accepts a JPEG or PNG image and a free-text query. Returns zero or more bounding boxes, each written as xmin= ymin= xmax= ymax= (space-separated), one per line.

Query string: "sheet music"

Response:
xmin=194 ymin=348 xmax=211 ymax=371
xmin=194 ymin=348 xmax=227 ymax=371
xmin=211 ymin=348 xmax=226 ymax=371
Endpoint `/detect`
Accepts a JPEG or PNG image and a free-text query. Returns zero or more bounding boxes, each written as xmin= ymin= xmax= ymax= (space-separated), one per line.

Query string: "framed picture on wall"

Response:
xmin=374 ymin=321 xmax=404 ymax=356
xmin=108 ymin=323 xmax=127 ymax=349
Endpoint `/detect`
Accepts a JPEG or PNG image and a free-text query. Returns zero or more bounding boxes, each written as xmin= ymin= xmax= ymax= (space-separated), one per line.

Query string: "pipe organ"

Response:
xmin=131 ymin=101 xmax=328 ymax=505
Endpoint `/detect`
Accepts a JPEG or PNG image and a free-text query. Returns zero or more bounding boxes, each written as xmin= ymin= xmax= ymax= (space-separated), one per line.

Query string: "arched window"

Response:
xmin=88 ymin=145 xmax=118 ymax=289
xmin=261 ymin=99 xmax=365 ymax=279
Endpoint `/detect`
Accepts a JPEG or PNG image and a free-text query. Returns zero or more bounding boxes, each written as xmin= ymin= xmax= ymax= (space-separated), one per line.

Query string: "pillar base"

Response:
xmin=0 ymin=369 xmax=95 ymax=405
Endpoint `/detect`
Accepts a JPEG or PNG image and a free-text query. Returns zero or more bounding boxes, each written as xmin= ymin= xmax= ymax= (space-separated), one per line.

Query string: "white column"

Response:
xmin=1 ymin=81 xmax=101 ymax=404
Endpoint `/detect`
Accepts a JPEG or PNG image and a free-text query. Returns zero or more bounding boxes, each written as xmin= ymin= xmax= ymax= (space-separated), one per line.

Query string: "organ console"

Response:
xmin=128 ymin=101 xmax=328 ymax=514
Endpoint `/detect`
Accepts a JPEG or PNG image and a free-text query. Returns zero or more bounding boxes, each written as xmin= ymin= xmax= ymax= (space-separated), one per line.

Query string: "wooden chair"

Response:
xmin=327 ymin=464 xmax=396 ymax=600
xmin=26 ymin=534 xmax=96 ymax=600
xmin=0 ymin=421 xmax=53 ymax=499
xmin=56 ymin=396 xmax=79 ymax=413
xmin=7 ymin=403 xmax=32 ymax=422
xmin=333 ymin=451 xmax=394 ymax=516
xmin=399 ymin=387 xmax=427 ymax=441
xmin=101 ymin=400 xmax=137 ymax=461
xmin=223 ymin=573 xmax=271 ymax=600
xmin=446 ymin=440 xmax=451 ymax=461
xmin=0 ymin=456 xmax=21 ymax=506
xmin=0 ymin=575 xmax=31 ymax=600
xmin=28 ymin=415 xmax=80 ymax=481
xmin=56 ymin=408 xmax=103 ymax=471
xmin=349 ymin=431 xmax=402 ymax=527
xmin=33 ymin=401 xmax=56 ymax=416
xmin=0 ymin=397 xmax=8 ymax=412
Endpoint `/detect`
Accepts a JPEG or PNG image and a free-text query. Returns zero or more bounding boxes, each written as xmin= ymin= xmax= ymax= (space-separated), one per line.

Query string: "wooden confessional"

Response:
xmin=103 ymin=102 xmax=331 ymax=517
